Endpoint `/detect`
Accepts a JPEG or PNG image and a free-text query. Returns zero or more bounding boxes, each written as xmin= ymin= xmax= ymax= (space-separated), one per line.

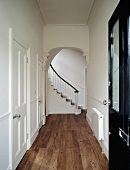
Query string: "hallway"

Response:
xmin=16 ymin=114 xmax=108 ymax=170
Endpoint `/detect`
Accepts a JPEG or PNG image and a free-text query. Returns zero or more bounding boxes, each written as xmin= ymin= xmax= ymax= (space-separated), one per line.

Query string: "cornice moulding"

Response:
xmin=44 ymin=24 xmax=87 ymax=27
xmin=87 ymin=0 xmax=101 ymax=26
xmin=31 ymin=0 xmax=46 ymax=26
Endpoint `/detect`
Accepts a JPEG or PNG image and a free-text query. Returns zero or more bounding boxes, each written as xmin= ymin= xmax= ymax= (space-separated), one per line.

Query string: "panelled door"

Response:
xmin=12 ymin=39 xmax=27 ymax=169
xmin=38 ymin=60 xmax=43 ymax=129
xmin=109 ymin=0 xmax=130 ymax=169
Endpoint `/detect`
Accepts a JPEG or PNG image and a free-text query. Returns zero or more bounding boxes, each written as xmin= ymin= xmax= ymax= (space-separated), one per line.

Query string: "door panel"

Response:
xmin=13 ymin=40 xmax=27 ymax=169
xmin=109 ymin=1 xmax=130 ymax=169
xmin=112 ymin=19 xmax=119 ymax=112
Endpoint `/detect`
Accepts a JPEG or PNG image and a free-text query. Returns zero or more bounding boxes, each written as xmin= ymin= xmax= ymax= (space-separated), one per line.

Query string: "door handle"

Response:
xmin=39 ymin=100 xmax=42 ymax=103
xmin=13 ymin=114 xmax=21 ymax=119
xmin=18 ymin=114 xmax=21 ymax=118
xmin=103 ymin=100 xmax=111 ymax=105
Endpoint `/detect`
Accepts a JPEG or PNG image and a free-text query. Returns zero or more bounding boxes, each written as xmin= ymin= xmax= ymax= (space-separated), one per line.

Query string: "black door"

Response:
xmin=109 ymin=0 xmax=130 ymax=169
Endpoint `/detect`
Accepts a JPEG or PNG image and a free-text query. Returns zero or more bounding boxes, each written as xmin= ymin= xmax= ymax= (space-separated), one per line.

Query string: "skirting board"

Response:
xmin=30 ymin=128 xmax=38 ymax=147
xmin=103 ymin=140 xmax=109 ymax=160
xmin=7 ymin=166 xmax=12 ymax=170
xmin=48 ymin=112 xmax=75 ymax=115
xmin=86 ymin=114 xmax=92 ymax=129
xmin=43 ymin=116 xmax=46 ymax=125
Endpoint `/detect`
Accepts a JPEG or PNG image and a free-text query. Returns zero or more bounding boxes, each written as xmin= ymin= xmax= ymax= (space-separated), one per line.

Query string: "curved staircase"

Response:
xmin=47 ymin=64 xmax=83 ymax=115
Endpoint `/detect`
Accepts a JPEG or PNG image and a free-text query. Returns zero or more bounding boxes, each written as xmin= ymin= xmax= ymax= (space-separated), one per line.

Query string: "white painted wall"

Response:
xmin=87 ymin=0 xmax=120 ymax=159
xmin=43 ymin=25 xmax=89 ymax=56
xmin=50 ymin=49 xmax=87 ymax=109
xmin=0 ymin=0 xmax=44 ymax=169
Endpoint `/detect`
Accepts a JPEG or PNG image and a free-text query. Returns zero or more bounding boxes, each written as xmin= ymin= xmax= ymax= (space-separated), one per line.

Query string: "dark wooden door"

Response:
xmin=109 ymin=0 xmax=130 ymax=169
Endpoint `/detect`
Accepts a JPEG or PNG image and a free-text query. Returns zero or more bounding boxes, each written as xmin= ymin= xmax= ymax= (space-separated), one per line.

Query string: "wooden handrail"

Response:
xmin=50 ymin=64 xmax=79 ymax=93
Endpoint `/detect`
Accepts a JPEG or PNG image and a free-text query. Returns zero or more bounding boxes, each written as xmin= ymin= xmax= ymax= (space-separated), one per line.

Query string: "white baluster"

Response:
xmin=75 ymin=92 xmax=78 ymax=109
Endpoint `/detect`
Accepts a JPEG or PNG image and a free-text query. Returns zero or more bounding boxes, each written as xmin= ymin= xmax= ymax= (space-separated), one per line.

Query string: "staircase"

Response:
xmin=47 ymin=64 xmax=82 ymax=115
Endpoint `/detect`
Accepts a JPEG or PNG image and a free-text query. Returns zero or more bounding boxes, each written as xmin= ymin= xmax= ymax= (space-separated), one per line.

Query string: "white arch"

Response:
xmin=43 ymin=47 xmax=89 ymax=70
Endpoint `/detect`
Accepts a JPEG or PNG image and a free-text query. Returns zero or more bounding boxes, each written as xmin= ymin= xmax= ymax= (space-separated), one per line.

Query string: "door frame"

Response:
xmin=42 ymin=61 xmax=46 ymax=124
xmin=85 ymin=67 xmax=87 ymax=109
xmin=38 ymin=58 xmax=42 ymax=129
xmin=27 ymin=48 xmax=31 ymax=149
xmin=37 ymin=56 xmax=46 ymax=128
xmin=9 ymin=28 xmax=30 ymax=169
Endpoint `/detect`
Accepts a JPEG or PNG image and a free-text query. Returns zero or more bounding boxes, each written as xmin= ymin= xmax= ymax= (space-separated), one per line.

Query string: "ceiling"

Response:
xmin=37 ymin=0 xmax=94 ymax=25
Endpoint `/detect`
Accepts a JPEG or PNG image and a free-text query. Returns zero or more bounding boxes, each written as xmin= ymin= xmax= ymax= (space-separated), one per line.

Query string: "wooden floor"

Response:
xmin=16 ymin=114 xmax=108 ymax=170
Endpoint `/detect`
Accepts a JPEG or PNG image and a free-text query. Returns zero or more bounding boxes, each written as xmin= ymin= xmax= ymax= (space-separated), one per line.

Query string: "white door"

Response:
xmin=12 ymin=40 xmax=27 ymax=169
xmin=38 ymin=60 xmax=43 ymax=129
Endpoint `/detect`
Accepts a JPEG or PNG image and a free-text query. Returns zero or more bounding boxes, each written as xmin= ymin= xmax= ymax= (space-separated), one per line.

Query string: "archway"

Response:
xmin=43 ymin=47 xmax=89 ymax=70
xmin=43 ymin=47 xmax=88 ymax=116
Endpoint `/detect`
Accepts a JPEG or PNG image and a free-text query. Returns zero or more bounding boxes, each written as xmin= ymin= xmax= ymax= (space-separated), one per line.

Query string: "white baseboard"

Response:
xmin=48 ymin=112 xmax=75 ymax=115
xmin=86 ymin=114 xmax=92 ymax=129
xmin=46 ymin=111 xmax=49 ymax=116
xmin=30 ymin=128 xmax=38 ymax=147
xmin=43 ymin=116 xmax=46 ymax=125
xmin=7 ymin=166 xmax=12 ymax=170
xmin=39 ymin=121 xmax=43 ymax=129
xmin=103 ymin=140 xmax=109 ymax=160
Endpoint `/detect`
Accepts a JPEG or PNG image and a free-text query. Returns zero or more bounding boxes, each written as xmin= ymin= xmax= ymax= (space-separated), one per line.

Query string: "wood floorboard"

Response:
xmin=16 ymin=114 xmax=108 ymax=170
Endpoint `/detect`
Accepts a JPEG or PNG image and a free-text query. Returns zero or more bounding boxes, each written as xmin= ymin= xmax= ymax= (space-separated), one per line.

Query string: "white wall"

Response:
xmin=0 ymin=0 xmax=44 ymax=169
xmin=87 ymin=0 xmax=120 ymax=159
xmin=51 ymin=49 xmax=87 ymax=108
xmin=43 ymin=25 xmax=89 ymax=56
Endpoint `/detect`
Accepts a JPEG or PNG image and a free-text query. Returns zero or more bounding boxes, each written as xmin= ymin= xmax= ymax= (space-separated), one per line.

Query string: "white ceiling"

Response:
xmin=37 ymin=0 xmax=94 ymax=25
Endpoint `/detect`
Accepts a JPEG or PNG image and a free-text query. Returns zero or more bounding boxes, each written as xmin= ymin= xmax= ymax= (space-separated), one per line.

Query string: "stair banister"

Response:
xmin=50 ymin=64 xmax=79 ymax=93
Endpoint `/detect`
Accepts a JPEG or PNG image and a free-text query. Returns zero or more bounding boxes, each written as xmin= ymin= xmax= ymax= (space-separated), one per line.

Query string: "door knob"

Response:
xmin=18 ymin=114 xmax=21 ymax=118
xmin=13 ymin=114 xmax=21 ymax=119
xmin=103 ymin=100 xmax=111 ymax=105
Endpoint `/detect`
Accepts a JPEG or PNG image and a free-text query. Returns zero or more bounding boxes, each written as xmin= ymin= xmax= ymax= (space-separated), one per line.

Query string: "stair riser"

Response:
xmin=48 ymin=79 xmax=81 ymax=114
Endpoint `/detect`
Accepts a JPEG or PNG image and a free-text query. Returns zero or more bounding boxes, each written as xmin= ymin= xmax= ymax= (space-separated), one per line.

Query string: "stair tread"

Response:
xmin=49 ymin=80 xmax=82 ymax=114
xmin=71 ymin=102 xmax=76 ymax=105
xmin=66 ymin=99 xmax=72 ymax=102
xmin=61 ymin=95 xmax=67 ymax=98
xmin=78 ymin=106 xmax=83 ymax=109
xmin=57 ymin=91 xmax=62 ymax=94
